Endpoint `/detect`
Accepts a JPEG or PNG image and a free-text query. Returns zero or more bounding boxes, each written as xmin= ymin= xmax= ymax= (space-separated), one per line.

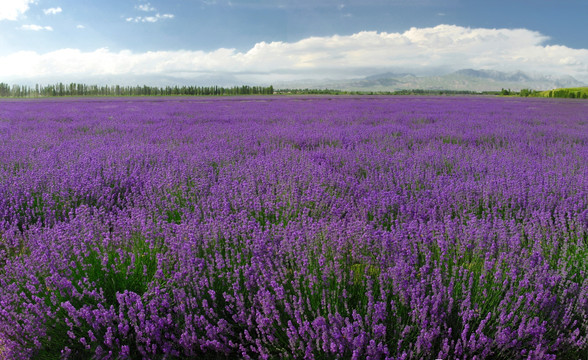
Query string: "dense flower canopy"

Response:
xmin=0 ymin=96 xmax=587 ymax=359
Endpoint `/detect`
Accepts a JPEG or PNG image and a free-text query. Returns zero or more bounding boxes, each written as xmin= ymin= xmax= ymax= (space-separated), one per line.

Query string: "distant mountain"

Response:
xmin=453 ymin=69 xmax=532 ymax=82
xmin=5 ymin=68 xmax=586 ymax=92
xmin=364 ymin=72 xmax=416 ymax=80
xmin=276 ymin=69 xmax=587 ymax=92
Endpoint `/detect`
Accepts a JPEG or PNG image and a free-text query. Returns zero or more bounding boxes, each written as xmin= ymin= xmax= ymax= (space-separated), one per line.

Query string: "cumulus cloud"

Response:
xmin=43 ymin=7 xmax=62 ymax=15
xmin=0 ymin=0 xmax=36 ymax=21
xmin=1 ymin=25 xmax=587 ymax=83
xmin=20 ymin=24 xmax=53 ymax=31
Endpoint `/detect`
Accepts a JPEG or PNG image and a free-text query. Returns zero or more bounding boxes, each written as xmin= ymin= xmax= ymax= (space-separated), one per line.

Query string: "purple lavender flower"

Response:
xmin=0 ymin=96 xmax=586 ymax=359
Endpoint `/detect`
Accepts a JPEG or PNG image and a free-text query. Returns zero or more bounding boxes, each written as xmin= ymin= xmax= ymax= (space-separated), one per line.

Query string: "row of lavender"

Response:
xmin=0 ymin=96 xmax=587 ymax=359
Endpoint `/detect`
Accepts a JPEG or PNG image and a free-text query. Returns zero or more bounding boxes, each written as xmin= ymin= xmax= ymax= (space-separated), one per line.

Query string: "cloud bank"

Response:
xmin=0 ymin=0 xmax=36 ymax=21
xmin=1 ymin=25 xmax=587 ymax=83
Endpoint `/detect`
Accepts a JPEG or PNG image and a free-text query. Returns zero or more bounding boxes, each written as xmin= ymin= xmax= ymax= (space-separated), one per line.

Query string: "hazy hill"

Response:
xmin=4 ymin=73 xmax=243 ymax=88
xmin=276 ymin=69 xmax=587 ymax=92
xmin=5 ymin=69 xmax=586 ymax=93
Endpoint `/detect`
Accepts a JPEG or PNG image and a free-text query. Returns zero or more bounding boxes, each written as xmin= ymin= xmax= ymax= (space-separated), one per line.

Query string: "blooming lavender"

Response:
xmin=0 ymin=96 xmax=587 ymax=359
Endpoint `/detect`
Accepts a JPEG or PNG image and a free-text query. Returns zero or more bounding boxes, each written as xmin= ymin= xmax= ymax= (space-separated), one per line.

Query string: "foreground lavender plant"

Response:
xmin=0 ymin=96 xmax=587 ymax=359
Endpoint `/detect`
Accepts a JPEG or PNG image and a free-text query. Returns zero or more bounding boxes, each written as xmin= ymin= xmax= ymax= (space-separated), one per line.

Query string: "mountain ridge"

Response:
xmin=275 ymin=69 xmax=587 ymax=92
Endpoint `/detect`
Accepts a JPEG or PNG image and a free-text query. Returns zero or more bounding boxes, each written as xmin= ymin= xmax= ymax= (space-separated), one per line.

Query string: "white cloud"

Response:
xmin=43 ymin=7 xmax=62 ymax=15
xmin=136 ymin=3 xmax=156 ymax=12
xmin=20 ymin=24 xmax=53 ymax=31
xmin=1 ymin=25 xmax=587 ymax=83
xmin=126 ymin=13 xmax=174 ymax=23
xmin=76 ymin=24 xmax=85 ymax=29
xmin=128 ymin=3 xmax=173 ymax=22
xmin=198 ymin=0 xmax=430 ymax=9
xmin=0 ymin=0 xmax=37 ymax=21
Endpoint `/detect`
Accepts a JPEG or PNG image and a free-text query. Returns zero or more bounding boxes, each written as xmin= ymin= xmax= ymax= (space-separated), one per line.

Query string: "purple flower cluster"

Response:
xmin=0 ymin=96 xmax=587 ymax=359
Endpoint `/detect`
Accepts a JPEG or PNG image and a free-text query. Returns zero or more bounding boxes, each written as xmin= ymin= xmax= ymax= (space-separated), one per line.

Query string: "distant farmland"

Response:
xmin=538 ymin=86 xmax=588 ymax=99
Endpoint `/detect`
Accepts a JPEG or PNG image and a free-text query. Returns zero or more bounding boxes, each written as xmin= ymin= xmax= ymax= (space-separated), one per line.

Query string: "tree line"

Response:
xmin=0 ymin=83 xmax=274 ymax=98
xmin=545 ymin=88 xmax=588 ymax=99
xmin=512 ymin=87 xmax=588 ymax=98
xmin=3 ymin=82 xmax=584 ymax=99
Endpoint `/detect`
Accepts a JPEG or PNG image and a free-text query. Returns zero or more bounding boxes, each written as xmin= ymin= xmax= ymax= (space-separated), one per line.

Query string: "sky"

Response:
xmin=0 ymin=0 xmax=587 ymax=85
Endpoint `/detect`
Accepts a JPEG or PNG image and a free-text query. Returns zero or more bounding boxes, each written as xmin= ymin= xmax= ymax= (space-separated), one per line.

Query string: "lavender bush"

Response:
xmin=0 ymin=96 xmax=587 ymax=359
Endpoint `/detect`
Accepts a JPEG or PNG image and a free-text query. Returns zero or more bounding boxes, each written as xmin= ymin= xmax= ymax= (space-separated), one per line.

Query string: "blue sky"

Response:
xmin=1 ymin=0 xmax=587 ymax=84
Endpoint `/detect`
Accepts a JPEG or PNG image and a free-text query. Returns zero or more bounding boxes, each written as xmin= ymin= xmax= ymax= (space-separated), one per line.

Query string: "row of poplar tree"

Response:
xmin=0 ymin=83 xmax=274 ymax=98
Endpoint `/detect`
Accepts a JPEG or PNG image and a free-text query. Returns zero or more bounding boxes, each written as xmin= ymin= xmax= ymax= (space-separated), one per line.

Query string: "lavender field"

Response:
xmin=0 ymin=96 xmax=587 ymax=359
